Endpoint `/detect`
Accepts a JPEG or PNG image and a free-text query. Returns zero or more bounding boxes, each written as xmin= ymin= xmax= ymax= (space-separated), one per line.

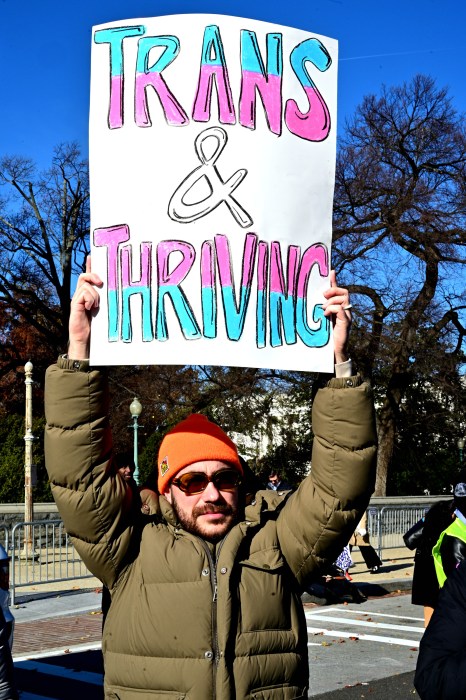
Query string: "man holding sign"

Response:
xmin=44 ymin=263 xmax=376 ymax=699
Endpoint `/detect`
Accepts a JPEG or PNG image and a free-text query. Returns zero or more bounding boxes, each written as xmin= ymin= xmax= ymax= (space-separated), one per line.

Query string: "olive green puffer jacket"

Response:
xmin=44 ymin=358 xmax=377 ymax=700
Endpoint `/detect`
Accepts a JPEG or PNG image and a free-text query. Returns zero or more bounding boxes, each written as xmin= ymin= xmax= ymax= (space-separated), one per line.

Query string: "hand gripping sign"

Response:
xmin=89 ymin=14 xmax=338 ymax=372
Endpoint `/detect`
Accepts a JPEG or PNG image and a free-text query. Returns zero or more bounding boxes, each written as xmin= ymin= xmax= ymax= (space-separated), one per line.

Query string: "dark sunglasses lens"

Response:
xmin=213 ymin=471 xmax=240 ymax=491
xmin=179 ymin=473 xmax=209 ymax=495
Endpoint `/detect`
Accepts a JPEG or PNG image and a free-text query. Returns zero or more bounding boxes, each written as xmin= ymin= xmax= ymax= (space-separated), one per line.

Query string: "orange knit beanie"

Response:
xmin=157 ymin=414 xmax=242 ymax=493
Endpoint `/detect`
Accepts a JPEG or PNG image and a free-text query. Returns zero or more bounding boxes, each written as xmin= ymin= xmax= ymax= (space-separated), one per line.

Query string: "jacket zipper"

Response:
xmin=200 ymin=538 xmax=226 ymax=699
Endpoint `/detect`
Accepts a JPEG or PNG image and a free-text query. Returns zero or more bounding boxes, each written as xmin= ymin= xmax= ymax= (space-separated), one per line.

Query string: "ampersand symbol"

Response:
xmin=168 ymin=127 xmax=253 ymax=228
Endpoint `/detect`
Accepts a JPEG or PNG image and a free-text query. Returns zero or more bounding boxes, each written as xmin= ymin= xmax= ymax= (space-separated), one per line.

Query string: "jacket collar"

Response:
xmin=159 ymin=494 xmax=178 ymax=526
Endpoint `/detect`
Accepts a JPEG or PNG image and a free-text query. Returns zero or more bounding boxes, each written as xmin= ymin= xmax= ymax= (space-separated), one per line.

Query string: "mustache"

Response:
xmin=193 ymin=504 xmax=235 ymax=517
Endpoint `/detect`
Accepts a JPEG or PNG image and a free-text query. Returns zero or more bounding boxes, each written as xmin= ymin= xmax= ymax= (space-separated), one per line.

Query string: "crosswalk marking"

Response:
xmin=305 ymin=612 xmax=422 ymax=633
xmin=306 ymin=625 xmax=420 ymax=648
xmin=309 ymin=607 xmax=423 ymax=622
xmin=305 ymin=604 xmax=424 ymax=649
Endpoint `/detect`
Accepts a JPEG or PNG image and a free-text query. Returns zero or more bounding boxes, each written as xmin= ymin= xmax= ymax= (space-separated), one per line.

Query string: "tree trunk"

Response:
xmin=374 ymin=398 xmax=397 ymax=496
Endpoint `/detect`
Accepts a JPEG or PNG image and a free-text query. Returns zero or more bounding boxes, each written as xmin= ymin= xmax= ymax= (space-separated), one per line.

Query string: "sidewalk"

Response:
xmin=302 ymin=546 xmax=414 ymax=603
xmin=346 ymin=546 xmax=414 ymax=593
xmin=11 ymin=547 xmax=415 ymax=658
xmin=12 ymin=587 xmax=103 ymax=658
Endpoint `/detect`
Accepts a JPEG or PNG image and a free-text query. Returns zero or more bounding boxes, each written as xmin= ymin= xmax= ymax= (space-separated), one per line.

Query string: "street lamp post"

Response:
xmin=23 ymin=361 xmax=38 ymax=560
xmin=129 ymin=397 xmax=143 ymax=484
xmin=458 ymin=437 xmax=465 ymax=465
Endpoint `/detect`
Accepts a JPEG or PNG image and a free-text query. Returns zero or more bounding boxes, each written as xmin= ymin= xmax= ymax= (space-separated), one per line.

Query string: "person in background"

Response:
xmin=115 ymin=451 xmax=136 ymax=483
xmin=44 ymin=263 xmax=377 ymax=699
xmin=266 ymin=470 xmax=292 ymax=492
xmin=349 ymin=510 xmax=383 ymax=574
xmin=410 ymin=498 xmax=454 ymax=627
xmin=0 ymin=544 xmax=17 ymax=700
xmin=415 ymin=557 xmax=466 ymax=699
xmin=0 ymin=608 xmax=17 ymax=700
xmin=305 ymin=546 xmax=367 ymax=605
xmin=433 ymin=473 xmax=466 ymax=588
xmin=101 ymin=452 xmax=157 ymax=624
xmin=114 ymin=450 xmax=158 ymax=514
xmin=334 ymin=543 xmax=354 ymax=581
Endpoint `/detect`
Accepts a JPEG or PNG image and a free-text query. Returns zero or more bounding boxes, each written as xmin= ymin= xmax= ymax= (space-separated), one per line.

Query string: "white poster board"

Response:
xmin=89 ymin=14 xmax=338 ymax=371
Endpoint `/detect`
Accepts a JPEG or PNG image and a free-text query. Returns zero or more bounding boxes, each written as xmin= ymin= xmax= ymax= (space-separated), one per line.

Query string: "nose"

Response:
xmin=201 ymin=479 xmax=222 ymax=501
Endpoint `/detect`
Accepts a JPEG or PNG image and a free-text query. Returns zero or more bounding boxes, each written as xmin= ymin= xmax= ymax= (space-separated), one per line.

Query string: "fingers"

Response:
xmin=322 ymin=270 xmax=351 ymax=317
xmin=78 ymin=257 xmax=103 ymax=290
xmin=323 ymin=297 xmax=351 ymax=317
xmin=324 ymin=307 xmax=352 ymax=326
xmin=73 ymin=269 xmax=103 ymax=308
xmin=76 ymin=270 xmax=103 ymax=290
xmin=72 ymin=271 xmax=103 ymax=312
xmin=73 ymin=282 xmax=101 ymax=311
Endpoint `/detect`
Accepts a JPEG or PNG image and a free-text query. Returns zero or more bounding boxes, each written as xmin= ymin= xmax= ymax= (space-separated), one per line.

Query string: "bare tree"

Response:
xmin=333 ymin=74 xmax=466 ymax=494
xmin=0 ymin=142 xmax=89 ymax=377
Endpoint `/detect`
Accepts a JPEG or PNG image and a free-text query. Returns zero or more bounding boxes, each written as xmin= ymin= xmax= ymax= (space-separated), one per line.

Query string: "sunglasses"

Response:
xmin=171 ymin=469 xmax=242 ymax=496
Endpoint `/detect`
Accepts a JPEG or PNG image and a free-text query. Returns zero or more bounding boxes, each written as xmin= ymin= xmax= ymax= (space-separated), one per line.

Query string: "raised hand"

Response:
xmin=68 ymin=257 xmax=103 ymax=360
xmin=322 ymin=269 xmax=352 ymax=364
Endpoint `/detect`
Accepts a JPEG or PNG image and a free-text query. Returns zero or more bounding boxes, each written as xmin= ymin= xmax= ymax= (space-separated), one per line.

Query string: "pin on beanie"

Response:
xmin=157 ymin=414 xmax=243 ymax=494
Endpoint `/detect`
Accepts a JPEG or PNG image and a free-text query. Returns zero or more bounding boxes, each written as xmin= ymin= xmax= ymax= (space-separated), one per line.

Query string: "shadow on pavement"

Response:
xmin=14 ymin=586 xmax=102 ymax=605
xmin=311 ymin=670 xmax=419 ymax=698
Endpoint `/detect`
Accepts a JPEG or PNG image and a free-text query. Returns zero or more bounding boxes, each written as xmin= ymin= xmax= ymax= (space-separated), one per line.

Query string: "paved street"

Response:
xmin=306 ymin=594 xmax=421 ymax=697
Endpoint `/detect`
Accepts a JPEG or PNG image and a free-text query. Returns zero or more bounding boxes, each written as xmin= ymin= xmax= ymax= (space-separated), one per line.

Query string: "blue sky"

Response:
xmin=0 ymin=0 xmax=465 ymax=170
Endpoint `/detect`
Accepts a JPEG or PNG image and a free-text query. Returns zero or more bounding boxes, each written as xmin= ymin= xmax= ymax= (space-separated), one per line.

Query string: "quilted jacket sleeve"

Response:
xmin=415 ymin=558 xmax=466 ymax=699
xmin=276 ymin=374 xmax=377 ymax=585
xmin=44 ymin=357 xmax=141 ymax=588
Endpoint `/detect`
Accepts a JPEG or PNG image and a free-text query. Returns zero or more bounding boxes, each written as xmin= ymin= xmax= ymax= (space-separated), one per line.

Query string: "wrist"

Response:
xmin=334 ymin=350 xmax=349 ymax=365
xmin=67 ymin=341 xmax=89 ymax=361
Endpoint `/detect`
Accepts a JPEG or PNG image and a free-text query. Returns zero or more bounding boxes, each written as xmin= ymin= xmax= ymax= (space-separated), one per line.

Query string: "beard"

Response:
xmin=171 ymin=499 xmax=239 ymax=543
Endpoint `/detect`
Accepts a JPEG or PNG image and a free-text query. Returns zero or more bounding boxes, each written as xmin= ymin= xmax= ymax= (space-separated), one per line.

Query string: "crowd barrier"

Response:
xmin=4 ymin=505 xmax=433 ymax=602
xmin=368 ymin=504 xmax=429 ymax=557
xmin=8 ymin=520 xmax=93 ymax=604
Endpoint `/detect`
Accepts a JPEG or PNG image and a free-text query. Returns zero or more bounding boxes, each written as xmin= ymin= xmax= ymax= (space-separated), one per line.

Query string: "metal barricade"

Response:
xmin=368 ymin=505 xmax=430 ymax=558
xmin=10 ymin=520 xmax=94 ymax=604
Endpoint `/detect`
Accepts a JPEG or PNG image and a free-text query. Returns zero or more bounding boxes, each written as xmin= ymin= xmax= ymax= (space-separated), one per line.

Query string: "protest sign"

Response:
xmin=89 ymin=14 xmax=338 ymax=371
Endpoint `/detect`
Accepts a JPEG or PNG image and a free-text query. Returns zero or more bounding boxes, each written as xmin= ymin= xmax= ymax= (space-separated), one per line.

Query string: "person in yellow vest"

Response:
xmin=433 ymin=477 xmax=466 ymax=587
